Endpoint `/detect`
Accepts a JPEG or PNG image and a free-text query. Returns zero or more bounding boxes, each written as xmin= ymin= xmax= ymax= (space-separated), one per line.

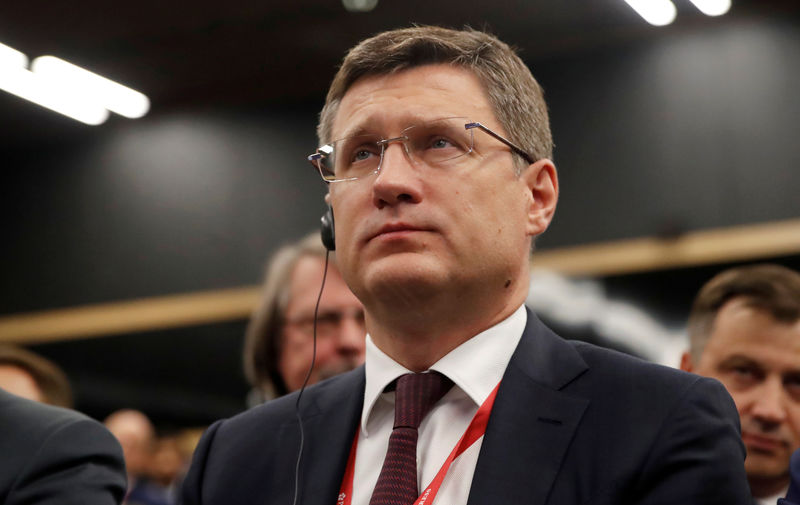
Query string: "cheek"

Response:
xmin=280 ymin=333 xmax=309 ymax=365
xmin=787 ymin=406 xmax=800 ymax=439
xmin=312 ymin=339 xmax=338 ymax=362
xmin=723 ymin=387 xmax=753 ymax=416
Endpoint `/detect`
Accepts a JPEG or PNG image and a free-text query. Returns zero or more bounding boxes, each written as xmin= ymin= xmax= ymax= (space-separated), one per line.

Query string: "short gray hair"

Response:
xmin=318 ymin=25 xmax=553 ymax=171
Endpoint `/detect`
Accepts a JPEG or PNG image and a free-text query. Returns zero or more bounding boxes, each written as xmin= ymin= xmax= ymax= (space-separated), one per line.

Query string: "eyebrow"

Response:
xmin=716 ymin=355 xmax=762 ymax=370
xmin=716 ymin=355 xmax=800 ymax=378
xmin=335 ymin=114 xmax=462 ymax=141
xmin=334 ymin=124 xmax=380 ymax=142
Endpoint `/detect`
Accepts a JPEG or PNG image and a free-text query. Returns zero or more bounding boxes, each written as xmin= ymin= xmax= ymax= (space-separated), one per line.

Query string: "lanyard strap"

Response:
xmin=337 ymin=381 xmax=501 ymax=505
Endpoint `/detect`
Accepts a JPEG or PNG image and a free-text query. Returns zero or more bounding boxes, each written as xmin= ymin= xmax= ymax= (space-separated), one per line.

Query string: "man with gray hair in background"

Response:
xmin=681 ymin=263 xmax=800 ymax=504
xmin=243 ymin=232 xmax=366 ymax=403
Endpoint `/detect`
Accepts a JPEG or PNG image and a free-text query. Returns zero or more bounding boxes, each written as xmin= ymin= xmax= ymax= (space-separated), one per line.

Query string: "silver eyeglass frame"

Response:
xmin=308 ymin=120 xmax=534 ymax=183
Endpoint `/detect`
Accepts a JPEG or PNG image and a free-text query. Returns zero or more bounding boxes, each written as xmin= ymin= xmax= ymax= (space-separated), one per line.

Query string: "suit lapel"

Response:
xmin=467 ymin=311 xmax=590 ymax=505
xmin=287 ymin=367 xmax=365 ymax=505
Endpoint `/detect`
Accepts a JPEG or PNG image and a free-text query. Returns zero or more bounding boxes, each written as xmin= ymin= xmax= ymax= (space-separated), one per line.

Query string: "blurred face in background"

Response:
xmin=686 ymin=297 xmax=800 ymax=496
xmin=104 ymin=410 xmax=155 ymax=478
xmin=0 ymin=365 xmax=42 ymax=402
xmin=150 ymin=437 xmax=185 ymax=486
xmin=278 ymin=255 xmax=366 ymax=392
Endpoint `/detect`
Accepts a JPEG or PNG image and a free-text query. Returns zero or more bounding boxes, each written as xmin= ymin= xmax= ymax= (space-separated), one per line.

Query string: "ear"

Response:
xmin=679 ymin=351 xmax=693 ymax=372
xmin=520 ymin=158 xmax=558 ymax=237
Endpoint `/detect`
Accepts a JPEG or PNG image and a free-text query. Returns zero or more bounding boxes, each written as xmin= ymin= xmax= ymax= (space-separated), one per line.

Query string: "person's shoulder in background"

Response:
xmin=0 ymin=388 xmax=127 ymax=505
xmin=779 ymin=450 xmax=800 ymax=505
xmin=566 ymin=339 xmax=751 ymax=504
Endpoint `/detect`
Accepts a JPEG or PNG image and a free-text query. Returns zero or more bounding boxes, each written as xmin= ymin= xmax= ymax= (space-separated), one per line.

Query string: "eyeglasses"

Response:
xmin=284 ymin=308 xmax=366 ymax=339
xmin=308 ymin=117 xmax=534 ymax=183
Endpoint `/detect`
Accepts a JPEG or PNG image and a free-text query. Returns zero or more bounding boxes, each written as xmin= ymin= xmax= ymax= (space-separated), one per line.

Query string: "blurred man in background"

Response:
xmin=242 ymin=232 xmax=366 ymax=403
xmin=1 ymin=345 xmax=127 ymax=504
xmin=147 ymin=434 xmax=187 ymax=503
xmin=105 ymin=409 xmax=166 ymax=505
xmin=0 ymin=344 xmax=73 ymax=407
xmin=681 ymin=264 xmax=800 ymax=505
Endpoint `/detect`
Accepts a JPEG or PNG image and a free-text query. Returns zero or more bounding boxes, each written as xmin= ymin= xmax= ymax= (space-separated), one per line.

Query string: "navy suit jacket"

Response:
xmin=0 ymin=388 xmax=127 ymax=505
xmin=182 ymin=311 xmax=751 ymax=504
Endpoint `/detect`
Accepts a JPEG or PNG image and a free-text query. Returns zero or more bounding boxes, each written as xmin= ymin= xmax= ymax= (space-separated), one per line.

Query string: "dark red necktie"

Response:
xmin=369 ymin=372 xmax=453 ymax=505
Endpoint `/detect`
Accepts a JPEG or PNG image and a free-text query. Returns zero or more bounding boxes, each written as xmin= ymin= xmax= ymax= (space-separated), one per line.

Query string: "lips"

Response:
xmin=742 ymin=431 xmax=789 ymax=453
xmin=368 ymin=222 xmax=431 ymax=242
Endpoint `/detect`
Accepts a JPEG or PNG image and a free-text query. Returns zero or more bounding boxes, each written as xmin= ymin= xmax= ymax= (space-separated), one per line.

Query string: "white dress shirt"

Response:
xmin=350 ymin=304 xmax=527 ymax=505
xmin=756 ymin=488 xmax=787 ymax=505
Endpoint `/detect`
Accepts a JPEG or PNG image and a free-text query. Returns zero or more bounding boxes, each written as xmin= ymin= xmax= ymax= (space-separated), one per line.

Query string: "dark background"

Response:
xmin=1 ymin=0 xmax=799 ymax=427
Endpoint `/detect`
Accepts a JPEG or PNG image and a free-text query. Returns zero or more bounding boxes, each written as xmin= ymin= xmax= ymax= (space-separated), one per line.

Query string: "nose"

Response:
xmin=371 ymin=141 xmax=423 ymax=209
xmin=751 ymin=378 xmax=788 ymax=427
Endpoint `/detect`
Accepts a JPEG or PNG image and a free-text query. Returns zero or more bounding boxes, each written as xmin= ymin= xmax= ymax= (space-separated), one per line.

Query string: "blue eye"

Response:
xmin=354 ymin=149 xmax=373 ymax=161
xmin=430 ymin=138 xmax=453 ymax=149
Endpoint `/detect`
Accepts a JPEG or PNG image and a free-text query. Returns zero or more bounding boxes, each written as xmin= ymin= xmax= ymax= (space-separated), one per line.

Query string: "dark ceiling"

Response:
xmin=1 ymin=0 xmax=794 ymax=146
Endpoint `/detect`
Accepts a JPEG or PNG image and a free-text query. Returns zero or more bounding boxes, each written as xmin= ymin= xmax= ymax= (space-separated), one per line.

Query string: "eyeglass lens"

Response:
xmin=318 ymin=117 xmax=474 ymax=182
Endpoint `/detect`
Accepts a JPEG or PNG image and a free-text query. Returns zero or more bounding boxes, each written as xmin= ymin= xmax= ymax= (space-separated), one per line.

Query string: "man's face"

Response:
xmin=279 ymin=255 xmax=366 ymax=392
xmin=327 ymin=64 xmax=555 ymax=315
xmin=691 ymin=298 xmax=800 ymax=491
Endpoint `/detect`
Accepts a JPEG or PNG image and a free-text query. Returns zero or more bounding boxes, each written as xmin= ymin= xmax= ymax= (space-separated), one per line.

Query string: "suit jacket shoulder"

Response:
xmin=182 ymin=367 xmax=365 ymax=505
xmin=0 ymin=389 xmax=127 ymax=505
xmin=468 ymin=311 xmax=751 ymax=505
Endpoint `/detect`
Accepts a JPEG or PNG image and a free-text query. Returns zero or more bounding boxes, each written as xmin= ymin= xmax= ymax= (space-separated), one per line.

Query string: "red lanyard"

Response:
xmin=337 ymin=381 xmax=501 ymax=505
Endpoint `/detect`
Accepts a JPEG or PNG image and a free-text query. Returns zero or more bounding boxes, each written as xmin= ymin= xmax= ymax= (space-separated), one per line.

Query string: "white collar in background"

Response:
xmin=755 ymin=487 xmax=787 ymax=505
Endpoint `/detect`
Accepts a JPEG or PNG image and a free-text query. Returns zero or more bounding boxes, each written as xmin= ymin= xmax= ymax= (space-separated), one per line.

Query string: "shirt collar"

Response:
xmin=755 ymin=488 xmax=787 ymax=505
xmin=361 ymin=304 xmax=527 ymax=435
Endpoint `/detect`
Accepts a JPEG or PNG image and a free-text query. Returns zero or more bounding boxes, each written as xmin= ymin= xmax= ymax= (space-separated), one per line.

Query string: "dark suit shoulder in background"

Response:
xmin=0 ymin=388 xmax=127 ymax=505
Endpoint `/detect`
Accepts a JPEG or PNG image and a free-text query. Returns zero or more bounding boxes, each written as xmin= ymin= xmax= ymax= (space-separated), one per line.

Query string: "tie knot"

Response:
xmin=393 ymin=372 xmax=453 ymax=429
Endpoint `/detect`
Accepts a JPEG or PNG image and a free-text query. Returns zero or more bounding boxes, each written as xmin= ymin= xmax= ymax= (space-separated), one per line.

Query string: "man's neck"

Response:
xmin=749 ymin=474 xmax=789 ymax=499
xmin=365 ymin=293 xmax=525 ymax=371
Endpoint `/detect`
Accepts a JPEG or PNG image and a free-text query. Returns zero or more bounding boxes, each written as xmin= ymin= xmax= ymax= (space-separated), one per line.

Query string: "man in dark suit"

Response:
xmin=0 ymin=388 xmax=127 ymax=505
xmin=681 ymin=264 xmax=800 ymax=505
xmin=182 ymin=25 xmax=751 ymax=504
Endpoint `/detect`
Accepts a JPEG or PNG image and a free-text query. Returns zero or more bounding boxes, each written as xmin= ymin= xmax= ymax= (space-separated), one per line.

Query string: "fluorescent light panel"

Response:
xmin=688 ymin=0 xmax=731 ymax=16
xmin=0 ymin=67 xmax=109 ymax=125
xmin=31 ymin=56 xmax=149 ymax=119
xmin=0 ymin=41 xmax=149 ymax=125
xmin=625 ymin=0 xmax=678 ymax=26
xmin=0 ymin=42 xmax=28 ymax=69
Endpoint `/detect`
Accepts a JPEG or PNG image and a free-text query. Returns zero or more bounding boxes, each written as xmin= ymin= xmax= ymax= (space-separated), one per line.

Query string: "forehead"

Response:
xmin=702 ymin=298 xmax=800 ymax=369
xmin=287 ymin=256 xmax=325 ymax=302
xmin=286 ymin=256 xmax=360 ymax=313
xmin=332 ymin=64 xmax=495 ymax=140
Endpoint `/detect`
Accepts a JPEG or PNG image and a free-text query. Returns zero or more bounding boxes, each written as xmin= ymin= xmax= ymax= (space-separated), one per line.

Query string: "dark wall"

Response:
xmin=537 ymin=16 xmax=800 ymax=248
xmin=3 ymin=13 xmax=799 ymax=426
xmin=3 ymin=108 xmax=326 ymax=313
xmin=3 ymin=16 xmax=799 ymax=314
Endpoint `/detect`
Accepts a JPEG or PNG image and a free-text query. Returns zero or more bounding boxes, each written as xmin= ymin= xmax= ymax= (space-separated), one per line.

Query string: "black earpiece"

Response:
xmin=320 ymin=205 xmax=335 ymax=251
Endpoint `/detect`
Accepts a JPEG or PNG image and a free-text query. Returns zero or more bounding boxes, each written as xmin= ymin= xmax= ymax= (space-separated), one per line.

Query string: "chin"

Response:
xmin=745 ymin=455 xmax=791 ymax=480
xmin=363 ymin=257 xmax=449 ymax=304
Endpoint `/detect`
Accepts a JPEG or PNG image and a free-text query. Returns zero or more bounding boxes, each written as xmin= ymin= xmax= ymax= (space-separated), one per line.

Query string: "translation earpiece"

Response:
xmin=320 ymin=205 xmax=335 ymax=251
